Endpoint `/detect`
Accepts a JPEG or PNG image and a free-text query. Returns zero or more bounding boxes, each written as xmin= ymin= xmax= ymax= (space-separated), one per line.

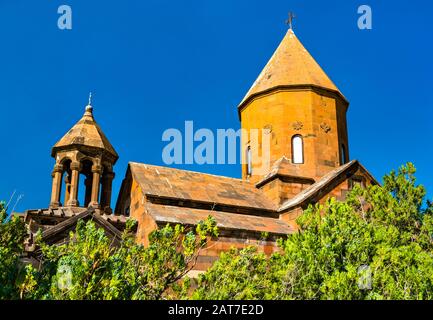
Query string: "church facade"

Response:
xmin=22 ymin=28 xmax=377 ymax=270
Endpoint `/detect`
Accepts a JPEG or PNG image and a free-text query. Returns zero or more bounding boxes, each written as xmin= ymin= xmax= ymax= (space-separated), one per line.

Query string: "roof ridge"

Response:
xmin=128 ymin=161 xmax=251 ymax=184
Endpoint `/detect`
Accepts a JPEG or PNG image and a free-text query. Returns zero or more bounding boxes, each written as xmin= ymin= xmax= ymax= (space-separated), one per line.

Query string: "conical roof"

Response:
xmin=239 ymin=29 xmax=345 ymax=109
xmin=52 ymin=105 xmax=118 ymax=159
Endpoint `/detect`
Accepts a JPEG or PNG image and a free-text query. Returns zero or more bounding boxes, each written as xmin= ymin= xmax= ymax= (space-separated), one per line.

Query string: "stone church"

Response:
xmin=22 ymin=27 xmax=377 ymax=270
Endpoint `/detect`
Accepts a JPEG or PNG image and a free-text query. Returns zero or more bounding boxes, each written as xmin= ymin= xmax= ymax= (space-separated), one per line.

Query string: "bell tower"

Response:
xmin=49 ymin=97 xmax=118 ymax=213
xmin=239 ymin=27 xmax=350 ymax=187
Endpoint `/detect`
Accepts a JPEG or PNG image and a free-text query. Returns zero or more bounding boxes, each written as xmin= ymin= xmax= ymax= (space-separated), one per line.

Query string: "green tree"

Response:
xmin=23 ymin=216 xmax=218 ymax=300
xmin=194 ymin=163 xmax=433 ymax=300
xmin=191 ymin=247 xmax=285 ymax=300
xmin=0 ymin=202 xmax=27 ymax=299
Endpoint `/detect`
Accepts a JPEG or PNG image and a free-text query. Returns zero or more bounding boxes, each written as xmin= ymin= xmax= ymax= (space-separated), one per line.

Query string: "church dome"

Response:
xmin=238 ymin=29 xmax=346 ymax=111
xmin=51 ymin=103 xmax=118 ymax=161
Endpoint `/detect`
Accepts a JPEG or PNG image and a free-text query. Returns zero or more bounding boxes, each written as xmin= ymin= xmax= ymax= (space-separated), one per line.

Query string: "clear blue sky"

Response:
xmin=0 ymin=0 xmax=432 ymax=212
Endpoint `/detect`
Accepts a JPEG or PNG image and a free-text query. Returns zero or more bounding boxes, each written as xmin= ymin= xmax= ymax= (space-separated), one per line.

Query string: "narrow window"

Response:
xmin=350 ymin=177 xmax=365 ymax=190
xmin=246 ymin=146 xmax=252 ymax=176
xmin=341 ymin=144 xmax=347 ymax=165
xmin=292 ymin=135 xmax=304 ymax=164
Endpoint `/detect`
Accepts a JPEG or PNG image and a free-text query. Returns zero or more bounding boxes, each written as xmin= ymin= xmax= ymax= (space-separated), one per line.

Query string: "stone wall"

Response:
xmin=240 ymin=88 xmax=349 ymax=183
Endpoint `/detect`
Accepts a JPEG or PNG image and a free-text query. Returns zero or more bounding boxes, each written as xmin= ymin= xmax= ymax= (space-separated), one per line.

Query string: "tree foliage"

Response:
xmin=0 ymin=202 xmax=27 ymax=299
xmin=193 ymin=163 xmax=433 ymax=300
xmin=1 ymin=212 xmax=217 ymax=300
xmin=2 ymin=163 xmax=433 ymax=300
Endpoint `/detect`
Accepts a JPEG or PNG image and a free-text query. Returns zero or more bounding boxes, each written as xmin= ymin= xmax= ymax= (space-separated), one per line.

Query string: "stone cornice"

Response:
xmin=237 ymin=84 xmax=349 ymax=120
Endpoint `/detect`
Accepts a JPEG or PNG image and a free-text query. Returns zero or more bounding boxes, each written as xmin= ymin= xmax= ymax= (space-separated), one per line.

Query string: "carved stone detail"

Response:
xmin=263 ymin=124 xmax=272 ymax=134
xmin=320 ymin=122 xmax=331 ymax=133
xmin=292 ymin=121 xmax=303 ymax=131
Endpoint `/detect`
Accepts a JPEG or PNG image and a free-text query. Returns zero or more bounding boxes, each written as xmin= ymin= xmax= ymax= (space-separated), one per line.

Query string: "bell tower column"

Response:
xmin=89 ymin=165 xmax=102 ymax=208
xmin=100 ymin=171 xmax=115 ymax=213
xmin=67 ymin=162 xmax=81 ymax=206
xmin=63 ymin=174 xmax=71 ymax=205
xmin=84 ymin=175 xmax=93 ymax=207
xmin=49 ymin=163 xmax=64 ymax=208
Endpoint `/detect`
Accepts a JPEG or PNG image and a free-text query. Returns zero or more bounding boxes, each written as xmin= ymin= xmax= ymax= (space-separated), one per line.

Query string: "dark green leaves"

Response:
xmin=193 ymin=163 xmax=433 ymax=300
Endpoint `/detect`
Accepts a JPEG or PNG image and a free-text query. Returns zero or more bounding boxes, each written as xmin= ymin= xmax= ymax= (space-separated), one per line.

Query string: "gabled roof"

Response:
xmin=122 ymin=162 xmax=292 ymax=236
xmin=25 ymin=206 xmax=128 ymax=227
xmin=256 ymin=156 xmax=315 ymax=188
xmin=40 ymin=207 xmax=123 ymax=246
xmin=121 ymin=160 xmax=376 ymax=237
xmin=239 ymin=29 xmax=346 ymax=110
xmin=52 ymin=105 xmax=118 ymax=160
xmin=129 ymin=162 xmax=277 ymax=212
xmin=263 ymin=156 xmax=293 ymax=178
xmin=278 ymin=160 xmax=378 ymax=212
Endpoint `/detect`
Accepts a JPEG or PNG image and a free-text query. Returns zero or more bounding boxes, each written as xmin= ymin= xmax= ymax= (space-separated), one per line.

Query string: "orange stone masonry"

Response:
xmin=23 ymin=26 xmax=378 ymax=272
xmin=240 ymin=29 xmax=349 ymax=185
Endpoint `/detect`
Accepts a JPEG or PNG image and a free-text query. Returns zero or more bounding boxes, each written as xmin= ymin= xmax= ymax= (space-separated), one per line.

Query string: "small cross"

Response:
xmin=286 ymin=12 xmax=296 ymax=30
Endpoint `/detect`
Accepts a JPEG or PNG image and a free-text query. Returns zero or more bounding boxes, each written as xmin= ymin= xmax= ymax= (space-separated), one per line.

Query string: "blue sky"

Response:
xmin=0 ymin=0 xmax=432 ymax=212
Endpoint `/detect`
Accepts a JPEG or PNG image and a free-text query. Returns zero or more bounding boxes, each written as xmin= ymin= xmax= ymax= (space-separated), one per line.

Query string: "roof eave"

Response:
xmin=51 ymin=144 xmax=119 ymax=163
xmin=277 ymin=160 xmax=360 ymax=213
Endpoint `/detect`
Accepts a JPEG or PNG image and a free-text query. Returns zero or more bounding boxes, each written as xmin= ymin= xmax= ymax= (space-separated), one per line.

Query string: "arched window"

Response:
xmin=341 ymin=144 xmax=347 ymax=165
xmin=246 ymin=146 xmax=252 ymax=176
xmin=292 ymin=135 xmax=304 ymax=164
xmin=78 ymin=159 xmax=93 ymax=207
xmin=61 ymin=159 xmax=72 ymax=206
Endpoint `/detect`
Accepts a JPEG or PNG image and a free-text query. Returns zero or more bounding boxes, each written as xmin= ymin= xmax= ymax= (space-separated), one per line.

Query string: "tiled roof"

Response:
xmin=40 ymin=208 xmax=123 ymax=244
xmin=263 ymin=156 xmax=293 ymax=178
xmin=25 ymin=207 xmax=129 ymax=225
xmin=256 ymin=156 xmax=315 ymax=187
xmin=52 ymin=106 xmax=118 ymax=159
xmin=24 ymin=208 xmax=127 ymax=253
xmin=126 ymin=160 xmax=375 ymax=236
xmin=239 ymin=29 xmax=345 ymax=109
xmin=145 ymin=202 xmax=292 ymax=236
xmin=129 ymin=162 xmax=277 ymax=211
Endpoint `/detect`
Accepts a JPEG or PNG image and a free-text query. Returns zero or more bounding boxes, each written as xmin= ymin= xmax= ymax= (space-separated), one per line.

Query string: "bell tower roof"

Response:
xmin=238 ymin=29 xmax=346 ymax=110
xmin=51 ymin=102 xmax=118 ymax=160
